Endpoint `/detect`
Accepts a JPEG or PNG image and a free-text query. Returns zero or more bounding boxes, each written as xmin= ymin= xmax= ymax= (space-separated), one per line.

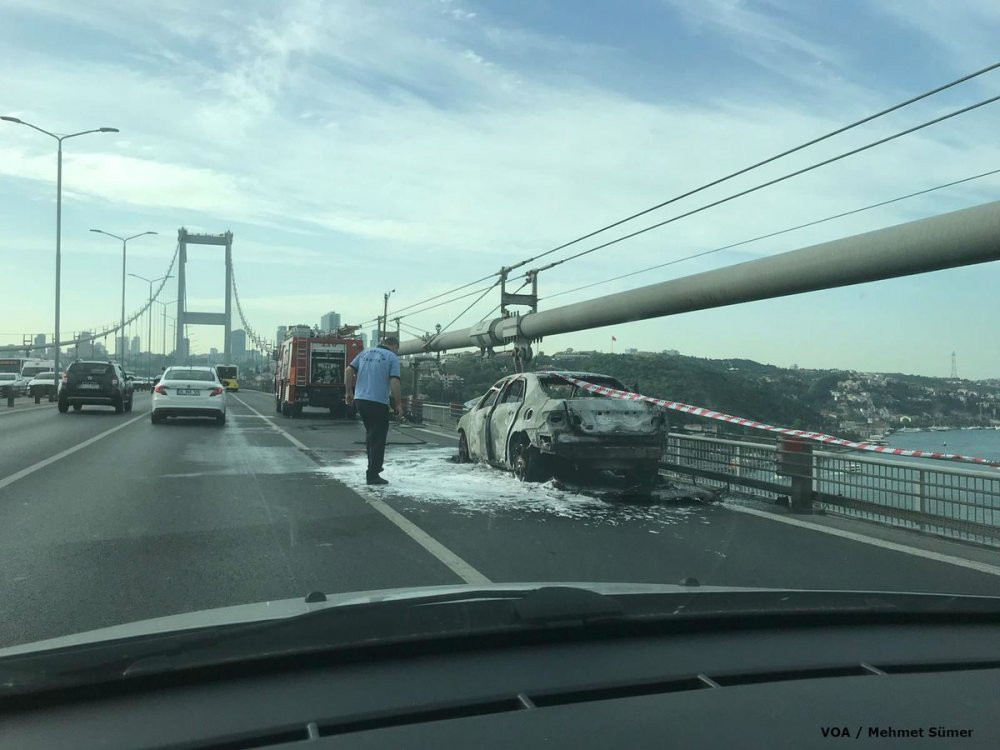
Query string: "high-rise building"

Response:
xmin=359 ymin=331 xmax=369 ymax=348
xmin=210 ymin=347 xmax=219 ymax=356
xmin=131 ymin=335 xmax=141 ymax=356
xmin=34 ymin=334 xmax=45 ymax=346
xmin=368 ymin=327 xmax=380 ymax=347
xmin=276 ymin=326 xmax=287 ymax=346
xmin=116 ymin=336 xmax=128 ymax=361
xmin=231 ymin=329 xmax=247 ymax=357
xmin=320 ymin=311 xmax=341 ymax=332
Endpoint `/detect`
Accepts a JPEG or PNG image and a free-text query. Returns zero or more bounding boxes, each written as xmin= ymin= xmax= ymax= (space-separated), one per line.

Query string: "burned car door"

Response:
xmin=464 ymin=382 xmax=504 ymax=461
xmin=486 ymin=377 xmax=526 ymax=467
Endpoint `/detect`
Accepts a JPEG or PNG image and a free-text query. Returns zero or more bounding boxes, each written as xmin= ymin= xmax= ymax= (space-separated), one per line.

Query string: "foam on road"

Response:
xmin=320 ymin=446 xmax=712 ymax=529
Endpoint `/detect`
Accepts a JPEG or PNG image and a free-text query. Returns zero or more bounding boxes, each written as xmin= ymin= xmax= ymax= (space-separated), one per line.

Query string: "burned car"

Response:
xmin=456 ymin=371 xmax=666 ymax=493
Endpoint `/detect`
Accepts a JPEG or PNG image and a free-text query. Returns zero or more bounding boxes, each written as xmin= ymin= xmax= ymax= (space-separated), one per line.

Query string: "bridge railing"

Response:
xmin=663 ymin=433 xmax=1000 ymax=549
xmin=418 ymin=404 xmax=1000 ymax=547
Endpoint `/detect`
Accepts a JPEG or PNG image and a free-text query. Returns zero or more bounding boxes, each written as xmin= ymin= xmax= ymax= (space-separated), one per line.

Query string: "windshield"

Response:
xmin=165 ymin=369 xmax=217 ymax=382
xmin=69 ymin=364 xmax=113 ymax=377
xmin=2 ymin=1 xmax=1000 ymax=683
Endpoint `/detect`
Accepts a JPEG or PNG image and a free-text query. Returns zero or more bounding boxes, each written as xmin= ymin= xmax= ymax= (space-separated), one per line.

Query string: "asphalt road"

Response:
xmin=1 ymin=388 xmax=999 ymax=649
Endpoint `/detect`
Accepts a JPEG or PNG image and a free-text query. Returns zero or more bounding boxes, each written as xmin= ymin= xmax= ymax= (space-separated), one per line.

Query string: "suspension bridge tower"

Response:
xmin=175 ymin=228 xmax=233 ymax=361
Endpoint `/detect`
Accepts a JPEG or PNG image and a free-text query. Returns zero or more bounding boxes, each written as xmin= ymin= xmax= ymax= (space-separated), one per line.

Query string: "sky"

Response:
xmin=1 ymin=0 xmax=999 ymax=378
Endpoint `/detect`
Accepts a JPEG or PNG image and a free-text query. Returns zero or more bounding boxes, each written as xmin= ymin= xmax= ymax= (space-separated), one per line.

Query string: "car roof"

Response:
xmin=72 ymin=360 xmax=115 ymax=365
xmin=166 ymin=365 xmax=215 ymax=371
xmin=531 ymin=370 xmax=621 ymax=380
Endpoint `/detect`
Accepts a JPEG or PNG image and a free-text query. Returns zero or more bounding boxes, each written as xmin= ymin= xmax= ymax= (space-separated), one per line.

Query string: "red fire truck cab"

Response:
xmin=274 ymin=325 xmax=364 ymax=418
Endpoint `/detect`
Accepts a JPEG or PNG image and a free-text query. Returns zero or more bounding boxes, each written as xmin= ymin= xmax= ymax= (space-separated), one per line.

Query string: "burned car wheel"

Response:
xmin=457 ymin=431 xmax=471 ymax=463
xmin=511 ymin=439 xmax=550 ymax=483
xmin=624 ymin=460 xmax=660 ymax=496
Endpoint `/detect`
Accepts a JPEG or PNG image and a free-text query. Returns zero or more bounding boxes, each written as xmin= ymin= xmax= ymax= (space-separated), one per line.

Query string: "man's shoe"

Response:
xmin=366 ymin=475 xmax=389 ymax=486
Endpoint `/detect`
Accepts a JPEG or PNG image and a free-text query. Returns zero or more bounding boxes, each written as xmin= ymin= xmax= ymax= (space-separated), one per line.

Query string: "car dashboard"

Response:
xmin=3 ymin=615 xmax=999 ymax=748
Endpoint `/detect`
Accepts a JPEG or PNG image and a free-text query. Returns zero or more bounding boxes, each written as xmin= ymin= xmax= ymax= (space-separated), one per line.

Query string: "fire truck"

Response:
xmin=274 ymin=325 xmax=364 ymax=418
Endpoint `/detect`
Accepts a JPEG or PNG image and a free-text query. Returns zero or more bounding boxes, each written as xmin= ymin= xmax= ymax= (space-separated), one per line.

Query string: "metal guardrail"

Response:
xmin=663 ymin=433 xmax=1000 ymax=548
xmin=419 ymin=405 xmax=1000 ymax=547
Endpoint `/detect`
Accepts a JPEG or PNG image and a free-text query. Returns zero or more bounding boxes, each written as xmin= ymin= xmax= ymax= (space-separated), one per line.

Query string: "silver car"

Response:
xmin=457 ymin=370 xmax=666 ymax=493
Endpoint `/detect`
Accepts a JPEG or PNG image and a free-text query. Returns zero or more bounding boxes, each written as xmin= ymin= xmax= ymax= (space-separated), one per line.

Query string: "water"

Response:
xmin=814 ymin=429 xmax=1000 ymax=546
xmin=886 ymin=429 xmax=1000 ymax=462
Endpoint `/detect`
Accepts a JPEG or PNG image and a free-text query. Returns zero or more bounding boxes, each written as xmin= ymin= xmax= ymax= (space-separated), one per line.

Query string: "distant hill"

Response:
xmin=406 ymin=351 xmax=1000 ymax=439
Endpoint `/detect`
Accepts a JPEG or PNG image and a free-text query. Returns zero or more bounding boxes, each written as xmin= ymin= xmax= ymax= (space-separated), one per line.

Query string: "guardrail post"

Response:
xmin=914 ymin=470 xmax=926 ymax=533
xmin=6 ymin=385 xmax=14 ymax=408
xmin=777 ymin=438 xmax=814 ymax=513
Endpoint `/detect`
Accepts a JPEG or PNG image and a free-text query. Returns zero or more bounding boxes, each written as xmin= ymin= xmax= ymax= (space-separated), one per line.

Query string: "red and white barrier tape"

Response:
xmin=561 ymin=376 xmax=1000 ymax=469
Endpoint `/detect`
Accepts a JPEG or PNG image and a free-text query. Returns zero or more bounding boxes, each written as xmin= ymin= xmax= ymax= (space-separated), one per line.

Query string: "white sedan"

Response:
xmin=151 ymin=366 xmax=227 ymax=425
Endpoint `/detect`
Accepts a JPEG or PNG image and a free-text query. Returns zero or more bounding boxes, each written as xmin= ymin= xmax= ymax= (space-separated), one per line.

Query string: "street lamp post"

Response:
xmin=154 ymin=299 xmax=176 ymax=367
xmin=129 ymin=273 xmax=172 ymax=379
xmin=381 ymin=289 xmax=395 ymax=342
xmin=90 ymin=229 xmax=157 ymax=367
xmin=1 ymin=116 xmax=118 ymax=397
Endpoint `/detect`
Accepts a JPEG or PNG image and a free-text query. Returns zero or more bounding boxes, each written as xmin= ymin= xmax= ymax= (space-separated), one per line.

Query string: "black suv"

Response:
xmin=58 ymin=361 xmax=134 ymax=414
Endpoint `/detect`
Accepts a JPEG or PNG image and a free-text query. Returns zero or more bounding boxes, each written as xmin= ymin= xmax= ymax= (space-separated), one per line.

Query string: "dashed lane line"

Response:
xmin=0 ymin=404 xmax=53 ymax=417
xmin=0 ymin=412 xmax=147 ymax=492
xmin=232 ymin=395 xmax=491 ymax=585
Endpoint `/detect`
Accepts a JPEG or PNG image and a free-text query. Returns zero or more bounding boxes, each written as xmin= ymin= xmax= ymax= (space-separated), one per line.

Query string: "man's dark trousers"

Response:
xmin=356 ymin=399 xmax=390 ymax=478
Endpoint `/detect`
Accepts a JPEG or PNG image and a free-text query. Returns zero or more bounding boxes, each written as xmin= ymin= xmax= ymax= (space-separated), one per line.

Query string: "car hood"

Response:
xmin=0 ymin=582 xmax=768 ymax=657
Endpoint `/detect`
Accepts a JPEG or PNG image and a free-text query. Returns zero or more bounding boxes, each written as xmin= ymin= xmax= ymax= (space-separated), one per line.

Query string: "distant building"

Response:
xmin=34 ymin=334 xmax=45 ymax=346
xmin=116 ymin=336 xmax=128 ymax=361
xmin=276 ymin=326 xmax=287 ymax=346
xmin=369 ymin=327 xmax=380 ymax=347
xmin=231 ymin=329 xmax=247 ymax=356
xmin=320 ymin=311 xmax=341 ymax=332
xmin=210 ymin=347 xmax=219 ymax=356
xmin=359 ymin=331 xmax=369 ymax=348
xmin=78 ymin=332 xmax=95 ymax=359
xmin=131 ymin=336 xmax=141 ymax=356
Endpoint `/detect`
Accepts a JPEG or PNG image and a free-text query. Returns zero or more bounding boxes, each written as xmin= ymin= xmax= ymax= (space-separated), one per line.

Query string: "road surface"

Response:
xmin=1 ymin=389 xmax=999 ymax=648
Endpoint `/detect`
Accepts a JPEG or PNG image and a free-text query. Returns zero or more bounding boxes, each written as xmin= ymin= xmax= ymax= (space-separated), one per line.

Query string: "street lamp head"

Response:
xmin=145 ymin=231 xmax=158 ymax=236
xmin=1 ymin=116 xmax=23 ymax=124
xmin=99 ymin=127 xmax=119 ymax=133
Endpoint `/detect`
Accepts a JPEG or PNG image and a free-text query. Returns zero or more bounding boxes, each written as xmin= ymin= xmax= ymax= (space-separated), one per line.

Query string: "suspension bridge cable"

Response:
xmin=540 ymin=167 xmax=1000 ymax=303
xmin=364 ymin=62 xmax=1000 ymax=325
xmin=421 ymin=281 xmax=502 ymax=349
xmin=523 ymin=93 xmax=1000 ymax=279
xmin=502 ymin=61 xmax=1000 ymax=275
xmin=358 ymin=282 xmax=500 ymax=328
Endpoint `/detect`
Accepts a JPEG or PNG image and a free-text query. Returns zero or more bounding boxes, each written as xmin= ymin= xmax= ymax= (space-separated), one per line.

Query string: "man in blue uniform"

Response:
xmin=345 ymin=336 xmax=402 ymax=485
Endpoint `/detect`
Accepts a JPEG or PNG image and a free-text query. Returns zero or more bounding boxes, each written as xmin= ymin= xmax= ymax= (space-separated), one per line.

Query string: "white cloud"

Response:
xmin=3 ymin=0 xmax=1000 ymax=374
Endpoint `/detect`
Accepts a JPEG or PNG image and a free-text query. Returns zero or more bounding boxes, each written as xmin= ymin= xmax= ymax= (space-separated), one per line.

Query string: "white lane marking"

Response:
xmin=0 ymin=413 xmax=146 ymax=491
xmin=357 ymin=490 xmax=490 ymax=585
xmin=233 ymin=395 xmax=491 ymax=585
xmin=0 ymin=404 xmax=53 ymax=417
xmin=727 ymin=504 xmax=1000 ymax=578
